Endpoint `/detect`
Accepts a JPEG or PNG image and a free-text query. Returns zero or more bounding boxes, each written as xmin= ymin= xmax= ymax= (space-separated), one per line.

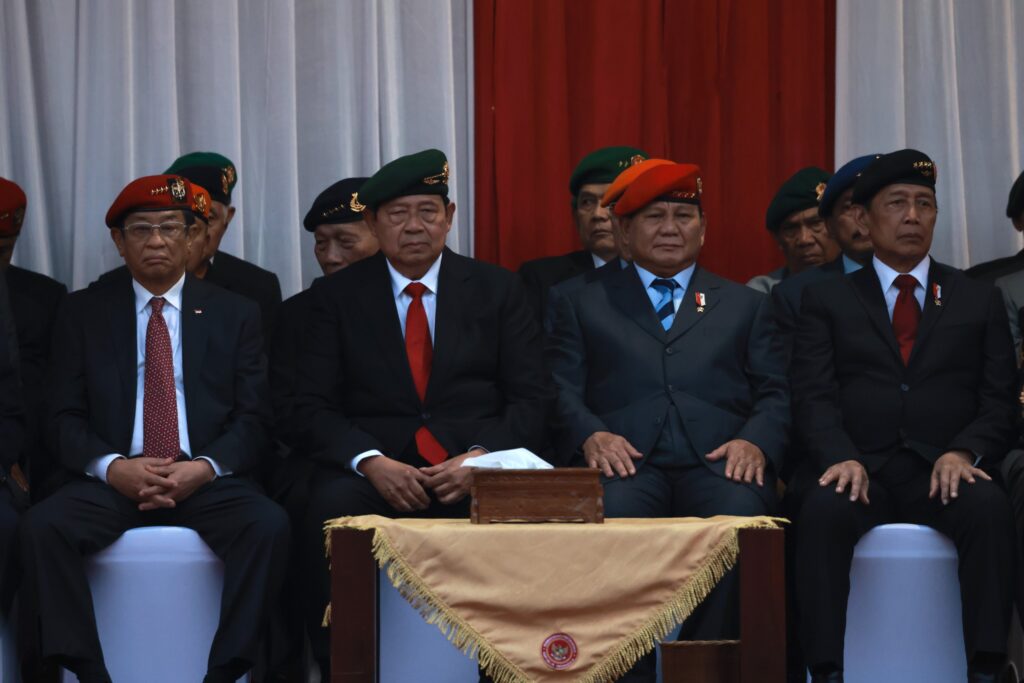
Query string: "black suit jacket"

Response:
xmin=269 ymin=279 xmax=323 ymax=433
xmin=965 ymin=248 xmax=1024 ymax=284
xmin=792 ymin=260 xmax=1017 ymax=474
xmin=546 ymin=264 xmax=790 ymax=494
xmin=771 ymin=256 xmax=846 ymax=365
xmin=518 ymin=249 xmax=595 ymax=324
xmin=49 ymin=274 xmax=271 ymax=476
xmin=290 ymin=249 xmax=551 ymax=468
xmin=0 ymin=273 xmax=25 ymax=472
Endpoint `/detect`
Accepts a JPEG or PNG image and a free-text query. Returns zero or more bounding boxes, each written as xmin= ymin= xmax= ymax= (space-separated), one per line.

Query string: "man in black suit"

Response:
xmin=792 ymin=150 xmax=1017 ymax=683
xmin=547 ymin=162 xmax=789 ymax=680
xmin=0 ymin=177 xmax=68 ymax=495
xmin=518 ymin=146 xmax=647 ymax=322
xmin=290 ymin=149 xmax=550 ymax=675
xmin=965 ymin=169 xmax=1024 ymax=283
xmin=0 ymin=268 xmax=25 ymax=616
xmin=19 ymin=174 xmax=289 ymax=683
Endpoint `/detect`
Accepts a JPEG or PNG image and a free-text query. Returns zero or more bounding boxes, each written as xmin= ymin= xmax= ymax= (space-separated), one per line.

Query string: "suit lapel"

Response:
xmin=666 ymin=266 xmax=719 ymax=343
xmin=426 ymin=249 xmax=466 ymax=404
xmin=849 ymin=265 xmax=903 ymax=364
xmin=606 ymin=265 xmax=666 ymax=343
xmin=357 ymin=253 xmax=420 ymax=399
xmin=181 ymin=275 xmax=210 ymax=435
xmin=109 ymin=278 xmax=138 ymax=451
xmin=909 ymin=261 xmax=953 ymax=365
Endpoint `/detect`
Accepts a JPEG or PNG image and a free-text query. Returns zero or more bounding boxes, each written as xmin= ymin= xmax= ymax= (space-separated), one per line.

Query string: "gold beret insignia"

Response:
xmin=169 ymin=178 xmax=187 ymax=201
xmin=349 ymin=192 xmax=366 ymax=212
xmin=815 ymin=182 xmax=827 ymax=202
xmin=222 ymin=165 xmax=236 ymax=196
xmin=194 ymin=192 xmax=208 ymax=216
xmin=423 ymin=161 xmax=449 ymax=186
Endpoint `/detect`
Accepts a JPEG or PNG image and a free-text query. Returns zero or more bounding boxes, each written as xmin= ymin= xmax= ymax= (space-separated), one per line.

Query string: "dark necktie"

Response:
xmin=143 ymin=297 xmax=180 ymax=460
xmin=404 ymin=283 xmax=447 ymax=465
xmin=650 ymin=278 xmax=679 ymax=330
xmin=892 ymin=274 xmax=921 ymax=365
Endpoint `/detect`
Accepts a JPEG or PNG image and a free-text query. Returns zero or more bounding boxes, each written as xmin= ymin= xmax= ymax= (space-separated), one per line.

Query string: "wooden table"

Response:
xmin=329 ymin=525 xmax=785 ymax=683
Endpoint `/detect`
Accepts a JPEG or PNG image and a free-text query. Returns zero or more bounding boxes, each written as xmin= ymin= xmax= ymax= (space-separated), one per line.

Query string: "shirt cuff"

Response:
xmin=351 ymin=450 xmax=384 ymax=476
xmin=469 ymin=445 xmax=489 ymax=454
xmin=86 ymin=454 xmax=126 ymax=483
xmin=195 ymin=456 xmax=229 ymax=478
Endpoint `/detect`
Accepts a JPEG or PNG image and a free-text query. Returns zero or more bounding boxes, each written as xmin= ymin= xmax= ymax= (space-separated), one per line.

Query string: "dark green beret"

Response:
xmin=303 ymin=177 xmax=369 ymax=231
xmin=851 ymin=149 xmax=936 ymax=206
xmin=165 ymin=152 xmax=237 ymax=204
xmin=765 ymin=167 xmax=831 ymax=231
xmin=569 ymin=146 xmax=648 ymax=197
xmin=359 ymin=149 xmax=449 ymax=210
xmin=1007 ymin=170 xmax=1024 ymax=219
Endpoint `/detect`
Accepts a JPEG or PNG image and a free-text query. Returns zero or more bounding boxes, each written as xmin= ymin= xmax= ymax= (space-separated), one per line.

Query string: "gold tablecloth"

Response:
xmin=325 ymin=515 xmax=781 ymax=683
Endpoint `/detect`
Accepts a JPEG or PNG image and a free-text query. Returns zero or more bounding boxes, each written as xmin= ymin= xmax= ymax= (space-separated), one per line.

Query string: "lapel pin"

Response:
xmin=695 ymin=292 xmax=706 ymax=313
xmin=932 ymin=283 xmax=942 ymax=307
xmin=194 ymin=309 xmax=203 ymax=315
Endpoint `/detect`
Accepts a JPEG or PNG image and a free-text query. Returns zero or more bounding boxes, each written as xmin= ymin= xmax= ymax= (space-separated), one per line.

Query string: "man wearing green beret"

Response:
xmin=289 ymin=149 xmax=551 ymax=677
xmin=518 ymin=146 xmax=648 ymax=322
xmin=747 ymin=167 xmax=841 ymax=293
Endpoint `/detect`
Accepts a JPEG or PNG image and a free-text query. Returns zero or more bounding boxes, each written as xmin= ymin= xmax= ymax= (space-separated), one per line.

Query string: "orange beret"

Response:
xmin=601 ymin=158 xmax=674 ymax=208
xmin=105 ymin=175 xmax=198 ymax=228
xmin=190 ymin=183 xmax=212 ymax=222
xmin=0 ymin=177 xmax=27 ymax=237
xmin=613 ymin=163 xmax=703 ymax=217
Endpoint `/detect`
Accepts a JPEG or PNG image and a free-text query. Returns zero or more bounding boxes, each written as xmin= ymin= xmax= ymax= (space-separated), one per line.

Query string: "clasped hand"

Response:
xmin=361 ymin=449 xmax=485 ymax=512
xmin=107 ymin=457 xmax=215 ymax=511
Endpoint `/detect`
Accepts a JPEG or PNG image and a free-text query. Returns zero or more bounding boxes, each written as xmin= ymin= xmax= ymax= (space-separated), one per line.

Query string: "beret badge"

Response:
xmin=423 ymin=161 xmax=450 ymax=186
xmin=349 ymin=192 xmax=366 ymax=213
xmin=170 ymin=178 xmax=187 ymax=201
xmin=815 ymin=182 xmax=827 ymax=202
xmin=221 ymin=165 xmax=236 ymax=196
xmin=194 ymin=192 xmax=208 ymax=216
xmin=913 ymin=160 xmax=936 ymax=180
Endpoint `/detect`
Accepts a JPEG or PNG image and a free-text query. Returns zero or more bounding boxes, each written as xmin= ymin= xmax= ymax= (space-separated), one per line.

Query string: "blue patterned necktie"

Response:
xmin=650 ymin=278 xmax=679 ymax=330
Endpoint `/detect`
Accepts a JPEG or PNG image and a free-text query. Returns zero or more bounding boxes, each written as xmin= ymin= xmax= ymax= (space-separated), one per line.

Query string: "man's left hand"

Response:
xmin=929 ymin=450 xmax=990 ymax=505
xmin=706 ymin=439 xmax=766 ymax=486
xmin=420 ymin=449 xmax=485 ymax=505
xmin=139 ymin=460 xmax=216 ymax=510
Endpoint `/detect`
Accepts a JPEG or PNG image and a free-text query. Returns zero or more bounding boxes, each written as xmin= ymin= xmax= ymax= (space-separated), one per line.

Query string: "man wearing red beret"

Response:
xmin=19 ymin=175 xmax=288 ymax=683
xmin=547 ymin=163 xmax=789 ymax=681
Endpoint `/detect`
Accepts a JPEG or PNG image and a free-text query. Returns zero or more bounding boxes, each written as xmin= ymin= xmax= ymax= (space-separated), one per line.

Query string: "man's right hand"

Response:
xmin=359 ymin=455 xmax=431 ymax=513
xmin=819 ymin=459 xmax=870 ymax=504
xmin=582 ymin=431 xmax=643 ymax=478
xmin=107 ymin=457 xmax=178 ymax=509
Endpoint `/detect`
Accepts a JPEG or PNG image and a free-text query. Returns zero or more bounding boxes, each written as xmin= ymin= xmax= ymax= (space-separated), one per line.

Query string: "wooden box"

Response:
xmin=469 ymin=469 xmax=603 ymax=524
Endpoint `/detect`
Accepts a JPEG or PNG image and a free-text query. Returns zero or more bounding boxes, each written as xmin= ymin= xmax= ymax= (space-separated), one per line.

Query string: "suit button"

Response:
xmin=666 ymin=347 xmax=674 ymax=355
xmin=900 ymin=384 xmax=909 ymax=392
xmin=421 ymin=412 xmax=431 ymax=421
xmin=666 ymin=384 xmax=675 ymax=393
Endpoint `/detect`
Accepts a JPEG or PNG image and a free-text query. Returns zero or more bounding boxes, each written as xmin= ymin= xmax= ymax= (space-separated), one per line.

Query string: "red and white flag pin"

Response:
xmin=932 ymin=283 xmax=942 ymax=307
xmin=695 ymin=292 xmax=706 ymax=313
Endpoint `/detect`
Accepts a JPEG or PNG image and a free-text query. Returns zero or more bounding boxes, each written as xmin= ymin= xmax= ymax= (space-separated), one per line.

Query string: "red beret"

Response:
xmin=601 ymin=158 xmax=675 ymax=208
xmin=0 ymin=177 xmax=27 ymax=237
xmin=613 ymin=163 xmax=703 ymax=217
xmin=105 ymin=175 xmax=198 ymax=228
xmin=190 ymin=183 xmax=212 ymax=222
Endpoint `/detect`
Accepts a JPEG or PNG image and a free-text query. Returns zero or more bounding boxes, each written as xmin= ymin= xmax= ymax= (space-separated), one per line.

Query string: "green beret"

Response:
xmin=358 ymin=149 xmax=449 ymax=210
xmin=851 ymin=149 xmax=936 ymax=206
xmin=166 ymin=152 xmax=237 ymax=204
xmin=1007 ymin=170 xmax=1024 ymax=219
xmin=569 ymin=146 xmax=648 ymax=197
xmin=765 ymin=167 xmax=831 ymax=232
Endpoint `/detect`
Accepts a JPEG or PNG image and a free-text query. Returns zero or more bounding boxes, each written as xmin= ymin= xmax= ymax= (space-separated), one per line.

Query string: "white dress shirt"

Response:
xmin=86 ymin=274 xmax=225 ymax=482
xmin=635 ymin=263 xmax=697 ymax=314
xmin=873 ymin=255 xmax=929 ymax=321
xmin=591 ymin=253 xmax=608 ymax=269
xmin=842 ymin=254 xmax=864 ymax=275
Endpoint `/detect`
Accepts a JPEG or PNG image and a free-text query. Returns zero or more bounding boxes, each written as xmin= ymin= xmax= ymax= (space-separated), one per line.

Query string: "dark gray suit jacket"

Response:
xmin=546 ymin=264 xmax=790 ymax=495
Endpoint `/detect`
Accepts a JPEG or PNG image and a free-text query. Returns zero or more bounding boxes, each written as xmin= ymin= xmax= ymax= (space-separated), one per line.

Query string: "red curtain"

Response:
xmin=474 ymin=0 xmax=835 ymax=284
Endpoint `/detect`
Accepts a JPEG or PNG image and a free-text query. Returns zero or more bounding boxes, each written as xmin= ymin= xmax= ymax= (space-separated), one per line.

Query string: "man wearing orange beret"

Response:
xmin=19 ymin=175 xmax=288 ymax=683
xmin=546 ymin=163 xmax=789 ymax=681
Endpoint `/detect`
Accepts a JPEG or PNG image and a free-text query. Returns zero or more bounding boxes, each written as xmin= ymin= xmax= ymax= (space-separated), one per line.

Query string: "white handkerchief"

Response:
xmin=460 ymin=448 xmax=553 ymax=470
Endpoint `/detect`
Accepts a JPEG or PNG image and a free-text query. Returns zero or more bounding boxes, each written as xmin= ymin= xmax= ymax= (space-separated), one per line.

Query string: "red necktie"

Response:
xmin=404 ymin=283 xmax=448 ymax=465
xmin=143 ymin=297 xmax=180 ymax=460
xmin=892 ymin=274 xmax=921 ymax=365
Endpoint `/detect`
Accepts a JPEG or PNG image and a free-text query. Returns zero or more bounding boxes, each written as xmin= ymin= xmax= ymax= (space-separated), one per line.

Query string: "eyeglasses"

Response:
xmin=122 ymin=221 xmax=188 ymax=241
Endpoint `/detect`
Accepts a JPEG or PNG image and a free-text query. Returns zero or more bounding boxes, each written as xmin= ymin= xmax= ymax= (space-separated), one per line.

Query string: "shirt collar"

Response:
xmin=634 ymin=262 xmax=697 ymax=293
xmin=841 ymin=254 xmax=864 ymax=275
xmin=387 ymin=252 xmax=443 ymax=299
xmin=591 ymin=253 xmax=608 ymax=269
xmin=872 ymin=254 xmax=930 ymax=292
xmin=133 ymin=272 xmax=186 ymax=315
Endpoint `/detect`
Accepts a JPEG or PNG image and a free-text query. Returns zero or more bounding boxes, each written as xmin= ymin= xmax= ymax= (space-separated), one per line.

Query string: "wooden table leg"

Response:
xmin=330 ymin=528 xmax=378 ymax=683
xmin=739 ymin=527 xmax=786 ymax=683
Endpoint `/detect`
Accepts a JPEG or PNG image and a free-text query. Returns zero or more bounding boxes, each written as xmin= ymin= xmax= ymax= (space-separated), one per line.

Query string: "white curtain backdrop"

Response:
xmin=835 ymin=0 xmax=1024 ymax=268
xmin=0 ymin=0 xmax=474 ymax=296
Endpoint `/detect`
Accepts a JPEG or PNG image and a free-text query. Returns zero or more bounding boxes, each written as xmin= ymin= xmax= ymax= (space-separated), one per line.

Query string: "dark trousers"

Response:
xmin=797 ymin=453 xmax=1015 ymax=670
xmin=301 ymin=466 xmax=470 ymax=677
xmin=0 ymin=486 xmax=18 ymax=615
xmin=1000 ymin=449 xmax=1024 ymax=626
xmin=19 ymin=477 xmax=290 ymax=681
xmin=603 ymin=463 xmax=774 ymax=683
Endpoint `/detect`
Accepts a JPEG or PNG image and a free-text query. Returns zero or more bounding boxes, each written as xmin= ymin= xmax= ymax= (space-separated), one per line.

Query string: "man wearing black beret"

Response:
xmin=518 ymin=146 xmax=647 ymax=322
xmin=965 ymin=170 xmax=1024 ymax=283
xmin=289 ymin=149 xmax=550 ymax=677
xmin=791 ymin=149 xmax=1017 ymax=683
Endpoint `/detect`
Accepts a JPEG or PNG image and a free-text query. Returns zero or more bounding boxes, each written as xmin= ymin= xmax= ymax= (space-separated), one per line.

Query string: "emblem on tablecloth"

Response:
xmin=541 ymin=633 xmax=578 ymax=670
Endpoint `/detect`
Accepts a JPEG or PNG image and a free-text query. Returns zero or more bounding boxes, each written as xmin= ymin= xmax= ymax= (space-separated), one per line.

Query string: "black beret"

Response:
xmin=851 ymin=149 xmax=937 ymax=206
xmin=303 ymin=177 xmax=369 ymax=231
xmin=1007 ymin=170 xmax=1024 ymax=219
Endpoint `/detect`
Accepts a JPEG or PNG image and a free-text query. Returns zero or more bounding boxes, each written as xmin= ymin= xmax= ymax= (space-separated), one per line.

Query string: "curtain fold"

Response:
xmin=0 ymin=0 xmax=474 ymax=295
xmin=474 ymin=0 xmax=835 ymax=284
